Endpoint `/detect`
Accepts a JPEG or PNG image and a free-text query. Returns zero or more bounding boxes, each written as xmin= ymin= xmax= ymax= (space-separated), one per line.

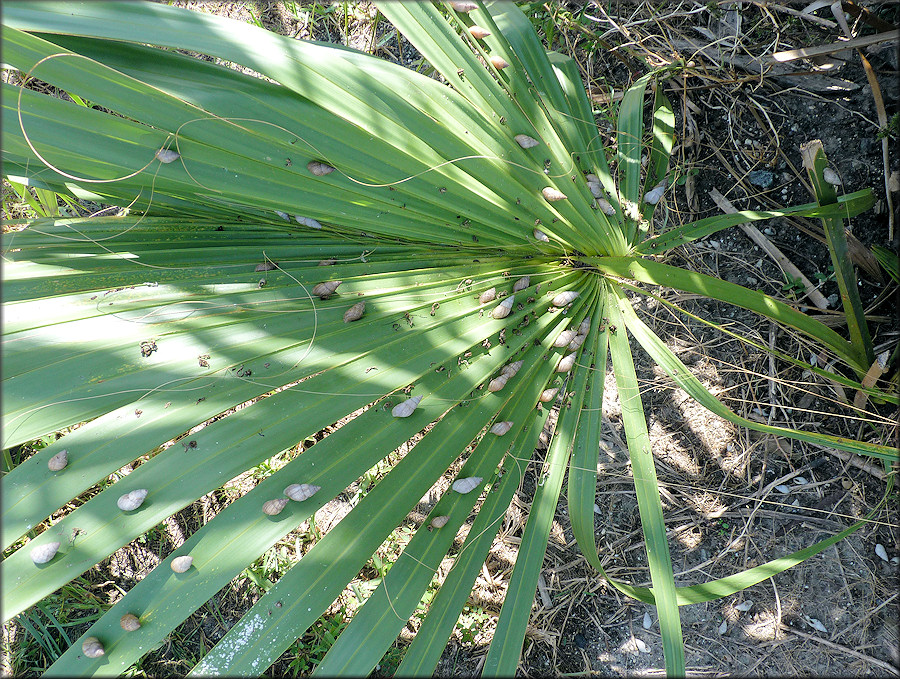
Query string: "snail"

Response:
xmin=478 ymin=287 xmax=497 ymax=304
xmin=449 ymin=1 xmax=477 ymax=11
xmin=488 ymin=374 xmax=508 ymax=392
xmin=556 ymin=353 xmax=577 ymax=373
xmin=284 ymin=484 xmax=321 ymax=502
xmin=551 ymin=290 xmax=579 ymax=307
xmin=512 ymin=276 xmax=530 ymax=292
xmin=578 ymin=318 xmax=591 ymax=335
xmin=171 ymin=555 xmax=193 ymax=573
xmin=318 ymin=258 xmax=337 ymax=266
xmin=587 ymin=180 xmax=602 ymax=199
xmin=343 ymin=302 xmax=365 ymax=323
xmin=120 ymin=613 xmax=141 ymax=632
xmin=567 ymin=333 xmax=587 ymax=352
xmin=452 ymin=477 xmax=482 ymax=494
xmin=597 ymin=199 xmax=616 ymax=215
xmin=501 ymin=360 xmax=523 ymax=377
xmin=491 ymin=296 xmax=514 ymax=319
xmin=539 ymin=387 xmax=559 ymax=403
xmin=255 ymin=262 xmax=277 ymax=272
xmin=823 ymin=167 xmax=841 ymax=186
xmin=312 ymin=281 xmax=341 ymax=299
xmin=392 ymin=395 xmax=422 ymax=418
xmin=430 ymin=515 xmax=450 ymax=529
xmin=514 ymin=134 xmax=539 ymax=149
xmin=263 ymin=498 xmax=290 ymax=515
xmin=47 ymin=449 xmax=68 ymax=472
xmin=468 ymin=25 xmax=491 ymax=39
xmin=30 ymin=541 xmax=60 ymax=565
xmin=489 ymin=56 xmax=510 ymax=70
xmin=541 ymin=187 xmax=567 ymax=202
xmin=307 ymin=160 xmax=335 ymax=176
xmin=553 ymin=329 xmax=578 ymax=348
xmin=82 ymin=636 xmax=105 ymax=658
xmin=117 ymin=489 xmax=149 ymax=512
xmin=155 ymin=148 xmax=179 ymax=164
xmin=489 ymin=421 xmax=513 ymax=436
xmin=294 ymin=216 xmax=322 ymax=229
xmin=274 ymin=210 xmax=289 ymax=221
xmin=533 ymin=228 xmax=550 ymax=243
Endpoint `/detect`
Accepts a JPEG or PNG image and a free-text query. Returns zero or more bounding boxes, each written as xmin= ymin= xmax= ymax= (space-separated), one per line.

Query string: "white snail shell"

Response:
xmin=117 ymin=489 xmax=149 ymax=512
xmin=553 ymin=329 xmax=578 ymax=348
xmin=450 ymin=1 xmax=477 ymax=11
xmin=82 ymin=636 xmax=105 ymax=658
xmin=823 ymin=167 xmax=842 ymax=186
xmin=488 ymin=374 xmax=509 ymax=392
xmin=274 ymin=210 xmax=289 ymax=221
xmin=542 ymin=187 xmax=567 ymax=202
xmin=567 ymin=333 xmax=587 ymax=352
xmin=478 ymin=287 xmax=497 ymax=304
xmin=551 ymin=290 xmax=579 ymax=307
xmin=644 ymin=184 xmax=665 ymax=205
xmin=597 ymin=199 xmax=616 ymax=216
xmin=284 ymin=484 xmax=322 ymax=502
xmin=452 ymin=476 xmax=482 ymax=494
xmin=48 ymin=449 xmax=68 ymax=472
xmin=295 ymin=215 xmax=322 ymax=229
xmin=556 ymin=353 xmax=577 ymax=373
xmin=501 ymin=360 xmax=523 ymax=377
xmin=120 ymin=613 xmax=141 ymax=632
xmin=430 ymin=515 xmax=450 ymax=529
xmin=171 ymin=555 xmax=193 ymax=573
xmin=155 ymin=148 xmax=179 ymax=164
xmin=587 ymin=180 xmax=602 ymax=199
xmin=539 ymin=387 xmax=559 ymax=403
xmin=533 ymin=228 xmax=550 ymax=243
xmin=512 ymin=276 xmax=530 ymax=292
xmin=489 ymin=56 xmax=510 ymax=70
xmin=307 ymin=160 xmax=335 ymax=176
xmin=263 ymin=498 xmax=290 ymax=515
xmin=392 ymin=395 xmax=422 ymax=418
xmin=578 ymin=319 xmax=591 ymax=335
xmin=490 ymin=421 xmax=513 ymax=436
xmin=514 ymin=134 xmax=539 ymax=149
xmin=313 ymin=281 xmax=342 ymax=299
xmin=30 ymin=541 xmax=60 ymax=565
xmin=491 ymin=296 xmax=514 ymax=319
xmin=468 ymin=25 xmax=491 ymax=39
xmin=343 ymin=302 xmax=365 ymax=323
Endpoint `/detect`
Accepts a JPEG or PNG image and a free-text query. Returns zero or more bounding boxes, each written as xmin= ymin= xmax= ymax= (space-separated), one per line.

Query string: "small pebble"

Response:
xmin=748 ymin=170 xmax=775 ymax=188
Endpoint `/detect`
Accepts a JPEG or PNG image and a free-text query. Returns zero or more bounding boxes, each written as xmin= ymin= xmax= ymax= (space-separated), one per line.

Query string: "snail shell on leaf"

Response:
xmin=82 ymin=636 xmax=105 ymax=658
xmin=478 ymin=287 xmax=497 ymax=304
xmin=644 ymin=184 xmax=666 ymax=205
xmin=823 ymin=167 xmax=842 ymax=186
xmin=452 ymin=476 xmax=482 ymax=494
xmin=556 ymin=353 xmax=577 ymax=373
xmin=171 ymin=555 xmax=193 ymax=573
xmin=489 ymin=421 xmax=513 ymax=436
xmin=567 ymin=333 xmax=587 ymax=352
xmin=449 ymin=1 xmax=477 ymax=11
xmin=318 ymin=258 xmax=336 ymax=266
xmin=489 ymin=56 xmax=510 ymax=70
xmin=430 ymin=515 xmax=450 ymax=529
xmin=553 ymin=329 xmax=577 ymax=348
xmin=468 ymin=25 xmax=491 ymax=38
xmin=501 ymin=360 xmax=523 ymax=377
xmin=597 ymin=199 xmax=616 ymax=216
xmin=587 ymin=180 xmax=602 ymax=199
xmin=120 ymin=613 xmax=141 ymax=632
xmin=117 ymin=489 xmax=149 ymax=512
xmin=343 ymin=302 xmax=365 ymax=323
xmin=533 ymin=228 xmax=550 ymax=243
xmin=514 ymin=134 xmax=539 ymax=149
xmin=539 ymin=387 xmax=559 ymax=403
xmin=313 ymin=281 xmax=342 ymax=299
xmin=48 ymin=449 xmax=68 ymax=472
xmin=307 ymin=160 xmax=335 ymax=176
xmin=30 ymin=541 xmax=61 ymax=565
xmin=274 ymin=210 xmax=290 ymax=221
xmin=155 ymin=148 xmax=179 ymax=164
xmin=392 ymin=395 xmax=422 ymax=418
xmin=578 ymin=319 xmax=591 ymax=336
xmin=255 ymin=262 xmax=277 ymax=272
xmin=491 ymin=296 xmax=514 ymax=319
xmin=542 ymin=187 xmax=567 ymax=202
xmin=512 ymin=276 xmax=530 ymax=292
xmin=263 ymin=498 xmax=290 ymax=515
xmin=551 ymin=290 xmax=579 ymax=307
xmin=284 ymin=483 xmax=322 ymax=502
xmin=295 ymin=215 xmax=322 ymax=229
xmin=488 ymin=374 xmax=508 ymax=392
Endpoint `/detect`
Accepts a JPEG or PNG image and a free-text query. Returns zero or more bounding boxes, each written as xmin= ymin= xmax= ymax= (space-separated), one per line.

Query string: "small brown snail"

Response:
xmin=263 ymin=498 xmax=290 ymax=515
xmin=312 ymin=281 xmax=341 ymax=299
xmin=478 ymin=287 xmax=496 ymax=304
xmin=284 ymin=484 xmax=321 ymax=502
xmin=542 ymin=187 xmax=567 ymax=202
xmin=120 ymin=613 xmax=141 ymax=632
xmin=551 ymin=290 xmax=579 ymax=307
xmin=491 ymin=296 xmax=514 ymax=319
xmin=489 ymin=421 xmax=513 ymax=436
xmin=488 ymin=374 xmax=508 ymax=392
xmin=47 ymin=449 xmax=68 ymax=472
xmin=514 ymin=134 xmax=539 ymax=149
xmin=489 ymin=56 xmax=510 ymax=70
xmin=307 ymin=160 xmax=335 ymax=176
xmin=82 ymin=636 xmax=105 ymax=658
xmin=430 ymin=515 xmax=450 ymax=529
xmin=512 ymin=276 xmax=530 ymax=292
xmin=343 ymin=302 xmax=365 ymax=323
xmin=533 ymin=228 xmax=550 ymax=243
xmin=117 ymin=489 xmax=149 ymax=512
xmin=556 ymin=353 xmax=577 ymax=373
xmin=449 ymin=1 xmax=477 ymax=11
xmin=553 ymin=329 xmax=577 ymax=348
xmin=468 ymin=25 xmax=491 ymax=39
xmin=501 ymin=360 xmax=523 ymax=377
xmin=539 ymin=387 xmax=559 ymax=403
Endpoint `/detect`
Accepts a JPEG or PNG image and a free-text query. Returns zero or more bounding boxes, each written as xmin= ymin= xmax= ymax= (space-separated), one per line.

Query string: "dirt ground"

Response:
xmin=5 ymin=1 xmax=899 ymax=677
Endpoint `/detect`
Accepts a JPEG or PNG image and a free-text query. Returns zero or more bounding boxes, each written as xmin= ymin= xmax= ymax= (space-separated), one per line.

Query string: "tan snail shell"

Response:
xmin=155 ymin=148 xmax=179 ymax=164
xmin=501 ymin=360 xmax=523 ymax=377
xmin=312 ymin=281 xmax=341 ymax=299
xmin=512 ymin=276 xmax=530 ymax=292
xmin=117 ymin=489 xmax=149 ymax=512
xmin=452 ymin=476 xmax=482 ymax=494
xmin=489 ymin=56 xmax=510 ymax=70
xmin=468 ymin=25 xmax=491 ymax=39
xmin=597 ymin=199 xmax=616 ymax=216
xmin=82 ymin=636 xmax=105 ymax=658
xmin=392 ymin=395 xmax=422 ymax=418
xmin=539 ymin=387 xmax=559 ymax=403
xmin=307 ymin=160 xmax=335 ymax=176
xmin=553 ymin=329 xmax=578 ymax=348
xmin=533 ymin=228 xmax=550 ymax=243
xmin=284 ymin=483 xmax=321 ymax=502
xmin=578 ymin=319 xmax=591 ymax=336
xmin=171 ymin=555 xmax=193 ymax=573
xmin=295 ymin=215 xmax=322 ymax=229
xmin=488 ymin=374 xmax=508 ymax=392
xmin=542 ymin=187 xmax=567 ymax=202
xmin=489 ymin=421 xmax=513 ymax=436
xmin=478 ymin=287 xmax=497 ymax=304
xmin=491 ymin=296 xmax=514 ymax=319
xmin=587 ymin=180 xmax=602 ymax=199
xmin=430 ymin=515 xmax=450 ymax=529
xmin=551 ymin=290 xmax=579 ymax=307
xmin=30 ymin=541 xmax=61 ymax=565
xmin=644 ymin=183 xmax=666 ymax=205
xmin=567 ymin=333 xmax=587 ymax=352
xmin=120 ymin=613 xmax=141 ymax=632
xmin=343 ymin=302 xmax=365 ymax=323
xmin=263 ymin=498 xmax=290 ymax=515
xmin=48 ymin=449 xmax=68 ymax=472
xmin=449 ymin=1 xmax=477 ymax=11
xmin=514 ymin=134 xmax=539 ymax=149
xmin=556 ymin=353 xmax=577 ymax=373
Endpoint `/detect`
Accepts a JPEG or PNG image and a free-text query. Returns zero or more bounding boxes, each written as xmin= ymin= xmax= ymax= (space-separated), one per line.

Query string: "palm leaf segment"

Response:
xmin=2 ymin=2 xmax=894 ymax=676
